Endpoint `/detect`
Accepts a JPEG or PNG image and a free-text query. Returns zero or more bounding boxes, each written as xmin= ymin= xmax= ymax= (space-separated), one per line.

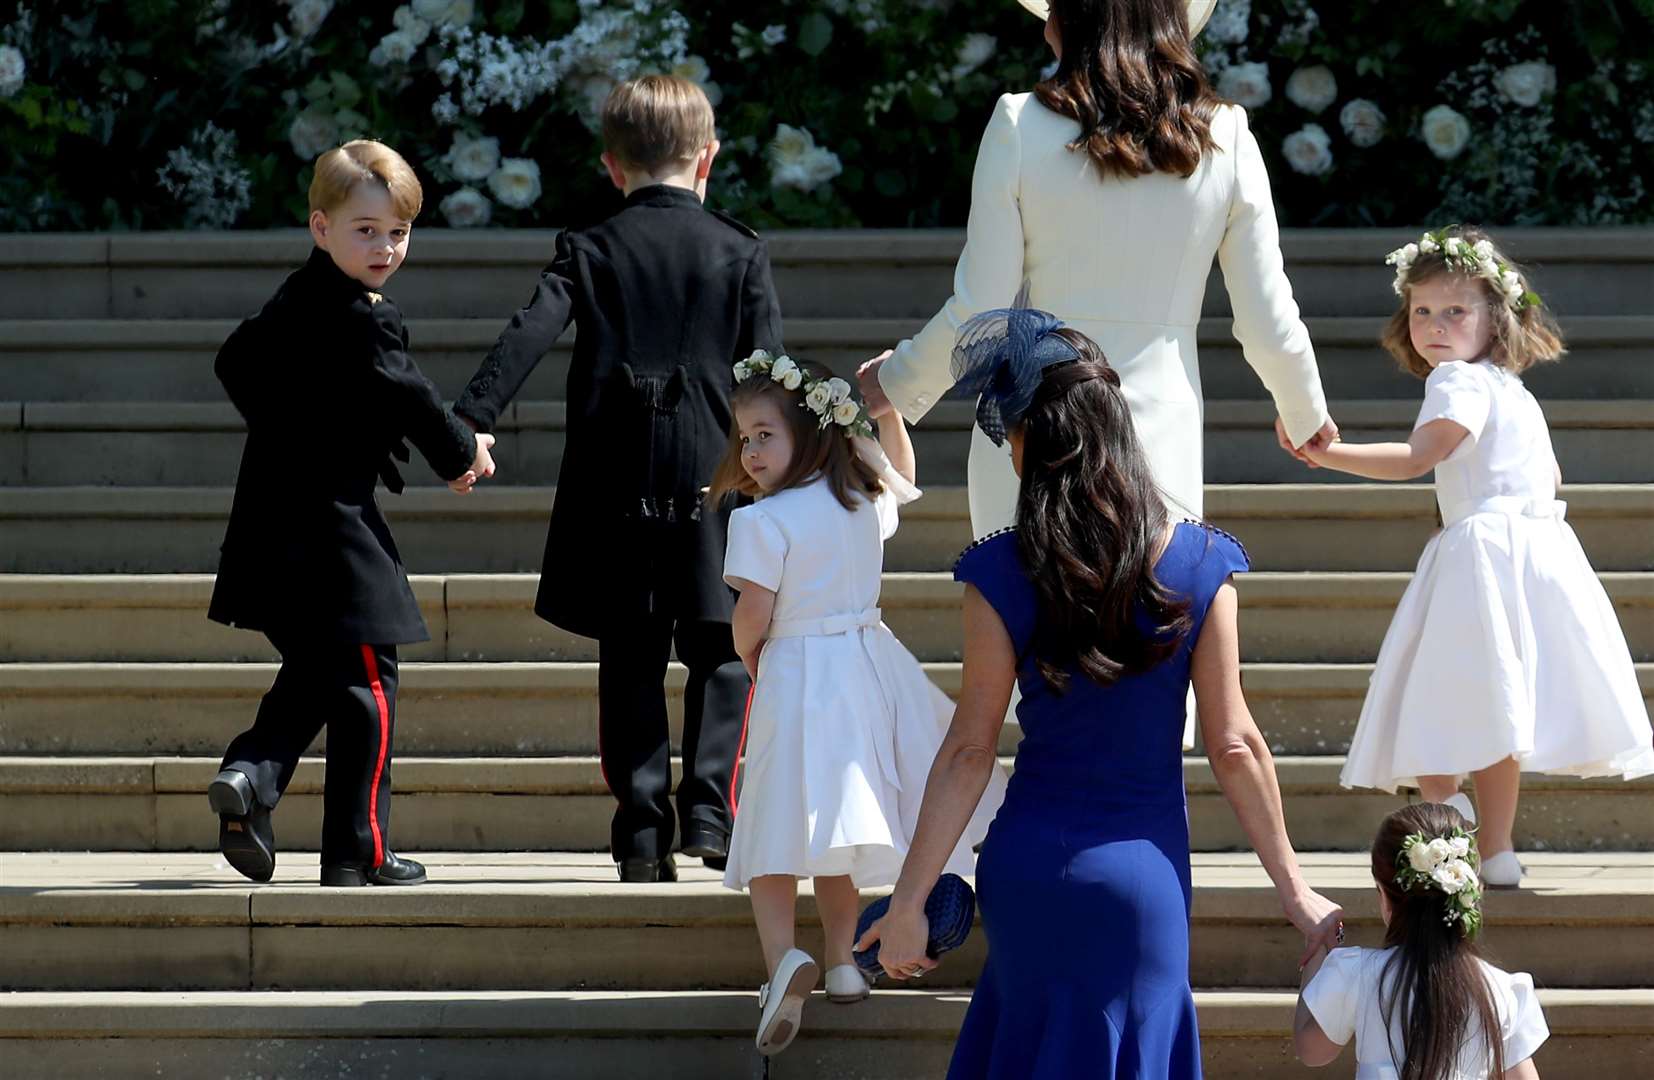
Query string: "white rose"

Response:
xmin=1426 ymin=838 xmax=1453 ymax=867
xmin=439 ymin=187 xmax=492 ymax=227
xmin=1444 ymin=236 xmax=1466 ymax=257
xmin=392 ymin=6 xmax=433 ymax=44
xmin=1339 ymin=98 xmax=1386 ymax=148
xmin=445 ymin=133 xmax=501 ymax=182
xmin=1281 ymin=123 xmax=1334 ymax=176
xmin=805 ymin=383 xmax=833 ymax=413
xmin=769 ymin=355 xmax=799 ymax=383
xmin=1207 ymin=0 xmax=1250 ymax=45
xmin=802 ymin=145 xmax=844 ymax=189
xmin=1406 ymin=839 xmax=1436 ymax=873
xmin=1448 ymin=836 xmax=1471 ymax=858
xmin=288 ymin=0 xmax=332 ymax=39
xmin=1285 ymin=65 xmax=1337 ymax=114
xmin=951 ymin=33 xmax=998 ymax=81
xmin=373 ymin=30 xmax=419 ymax=66
xmin=288 ymin=107 xmax=339 ymax=160
xmin=832 ymin=400 xmax=861 ymax=426
xmin=826 ymin=377 xmax=853 ymax=405
xmin=1217 ymin=61 xmax=1272 ymax=109
xmin=732 ymin=360 xmax=752 ymax=382
xmin=781 ymin=369 xmax=804 ymax=391
xmin=487 ymin=158 xmax=542 ymax=210
xmin=747 ymin=349 xmax=774 ymax=364
xmin=0 ymin=44 xmax=25 ymax=98
xmin=1494 ymin=61 xmax=1556 ymax=108
xmin=1419 ymin=235 xmax=1440 ymax=254
xmin=1421 ymin=104 xmax=1472 ymax=160
xmin=1473 ymin=239 xmax=1495 ymax=260
xmin=1433 ymin=858 xmax=1476 ymax=895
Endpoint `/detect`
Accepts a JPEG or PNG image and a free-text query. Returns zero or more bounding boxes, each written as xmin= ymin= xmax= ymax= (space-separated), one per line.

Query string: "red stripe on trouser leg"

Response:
xmin=729 ymin=681 xmax=754 ymax=817
xmin=360 ymin=644 xmax=391 ymax=868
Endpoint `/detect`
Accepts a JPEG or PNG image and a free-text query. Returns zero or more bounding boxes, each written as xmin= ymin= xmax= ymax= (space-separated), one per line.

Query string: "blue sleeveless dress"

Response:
xmin=947 ymin=521 xmax=1249 ymax=1080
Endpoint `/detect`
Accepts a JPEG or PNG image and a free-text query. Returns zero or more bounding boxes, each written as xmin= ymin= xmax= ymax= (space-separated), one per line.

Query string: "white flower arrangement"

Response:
xmin=1285 ymin=65 xmax=1337 ymax=114
xmin=1282 ymin=123 xmax=1334 ymax=176
xmin=1339 ymin=99 xmax=1386 ymax=148
xmin=1217 ymin=60 xmax=1272 ymax=109
xmin=156 ymin=123 xmax=253 ymax=230
xmin=1385 ymin=226 xmax=1543 ymax=310
xmin=768 ymin=124 xmax=843 ymax=193
xmin=0 ymin=43 xmax=24 ymax=98
xmin=439 ymin=186 xmax=492 ymax=227
xmin=1394 ymin=826 xmax=1483 ymax=936
xmin=487 ymin=157 xmax=542 ymax=209
xmin=445 ymin=132 xmax=500 ymax=182
xmin=1420 ymin=103 xmax=1472 ymax=160
xmin=1494 ymin=60 xmax=1556 ymax=108
xmin=734 ymin=350 xmax=875 ymax=438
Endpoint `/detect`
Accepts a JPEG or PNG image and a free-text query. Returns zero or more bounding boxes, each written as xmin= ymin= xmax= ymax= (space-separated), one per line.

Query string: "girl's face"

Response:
xmin=1407 ymin=276 xmax=1496 ymax=368
xmin=734 ymin=395 xmax=796 ymax=492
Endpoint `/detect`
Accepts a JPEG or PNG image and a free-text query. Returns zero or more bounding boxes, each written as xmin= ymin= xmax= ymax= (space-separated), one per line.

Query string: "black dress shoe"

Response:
xmin=617 ymin=855 xmax=678 ymax=883
xmin=681 ymin=821 xmax=730 ymax=862
xmin=209 ymin=769 xmax=275 ymax=883
xmin=320 ymin=852 xmax=428 ymax=887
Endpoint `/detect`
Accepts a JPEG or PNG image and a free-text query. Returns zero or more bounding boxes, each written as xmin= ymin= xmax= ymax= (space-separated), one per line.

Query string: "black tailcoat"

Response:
xmin=209 ymin=248 xmax=478 ymax=645
xmin=454 ymin=185 xmax=784 ymax=639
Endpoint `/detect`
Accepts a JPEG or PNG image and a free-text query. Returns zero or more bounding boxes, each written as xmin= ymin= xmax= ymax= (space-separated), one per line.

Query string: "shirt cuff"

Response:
xmin=878 ymin=341 xmax=947 ymax=422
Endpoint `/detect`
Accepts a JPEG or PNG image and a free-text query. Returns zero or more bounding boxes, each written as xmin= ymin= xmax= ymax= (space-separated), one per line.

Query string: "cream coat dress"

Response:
xmin=878 ymin=93 xmax=1331 ymax=533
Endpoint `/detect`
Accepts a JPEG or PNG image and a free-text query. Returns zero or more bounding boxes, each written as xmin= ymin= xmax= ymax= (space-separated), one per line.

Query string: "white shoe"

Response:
xmin=756 ymin=948 xmax=818 ymax=1056
xmin=1481 ymin=850 xmax=1525 ymax=889
xmin=824 ymin=964 xmax=871 ymax=1004
xmin=1442 ymin=792 xmax=1477 ymax=825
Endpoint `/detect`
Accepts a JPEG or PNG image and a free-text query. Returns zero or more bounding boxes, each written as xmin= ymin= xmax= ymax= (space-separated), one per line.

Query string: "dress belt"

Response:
xmin=1441 ymin=495 xmax=1566 ymax=529
xmin=767 ymin=608 xmax=882 ymax=640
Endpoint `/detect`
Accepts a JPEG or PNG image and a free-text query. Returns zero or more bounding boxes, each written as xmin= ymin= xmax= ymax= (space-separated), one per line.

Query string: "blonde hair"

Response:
xmin=1381 ymin=226 xmax=1566 ymax=378
xmin=308 ymin=139 xmax=423 ymax=221
xmin=601 ymin=75 xmax=716 ymax=173
xmin=707 ymin=358 xmax=883 ymax=512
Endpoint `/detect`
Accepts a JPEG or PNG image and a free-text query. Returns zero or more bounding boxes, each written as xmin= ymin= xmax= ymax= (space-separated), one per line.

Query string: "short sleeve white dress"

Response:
xmin=1303 ymin=946 xmax=1549 ymax=1078
xmin=1340 ymin=359 xmax=1654 ymax=792
xmin=721 ymin=442 xmax=1008 ymax=889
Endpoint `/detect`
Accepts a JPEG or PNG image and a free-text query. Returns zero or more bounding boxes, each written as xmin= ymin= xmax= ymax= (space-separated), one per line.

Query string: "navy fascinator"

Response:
xmin=951 ymin=284 xmax=1085 ymax=445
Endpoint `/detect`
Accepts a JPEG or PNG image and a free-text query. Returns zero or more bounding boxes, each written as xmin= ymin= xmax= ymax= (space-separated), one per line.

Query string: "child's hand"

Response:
xmin=450 ymin=433 xmax=497 ymax=494
xmin=448 ymin=471 xmax=478 ymax=494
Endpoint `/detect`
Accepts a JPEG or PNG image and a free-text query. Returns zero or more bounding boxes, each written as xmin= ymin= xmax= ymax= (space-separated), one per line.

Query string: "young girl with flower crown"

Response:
xmin=1296 ymin=803 xmax=1548 ymax=1078
xmin=706 ymin=351 xmax=1007 ymax=1057
xmin=1304 ymin=226 xmax=1653 ymax=888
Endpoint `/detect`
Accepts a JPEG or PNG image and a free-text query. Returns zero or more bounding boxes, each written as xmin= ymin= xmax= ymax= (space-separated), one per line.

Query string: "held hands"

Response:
xmin=1282 ymin=884 xmax=1345 ymax=969
xmin=857 ymin=350 xmax=896 ymax=420
xmin=854 ymin=901 xmax=938 ymax=981
xmin=1275 ymin=416 xmax=1340 ymax=469
xmin=449 ymin=432 xmax=498 ymax=494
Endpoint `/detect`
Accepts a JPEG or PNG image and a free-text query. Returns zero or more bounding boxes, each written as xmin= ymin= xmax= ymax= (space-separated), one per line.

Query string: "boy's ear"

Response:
xmin=600 ymin=151 xmax=629 ymax=191
xmin=308 ymin=209 xmax=330 ymax=248
xmin=695 ymin=140 xmax=721 ymax=181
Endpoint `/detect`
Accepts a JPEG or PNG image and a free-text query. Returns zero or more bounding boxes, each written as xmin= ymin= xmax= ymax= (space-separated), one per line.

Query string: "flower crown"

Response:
xmin=733 ymin=349 xmax=875 ymax=439
xmin=1394 ymin=826 xmax=1484 ymax=937
xmin=1385 ymin=227 xmax=1542 ymax=312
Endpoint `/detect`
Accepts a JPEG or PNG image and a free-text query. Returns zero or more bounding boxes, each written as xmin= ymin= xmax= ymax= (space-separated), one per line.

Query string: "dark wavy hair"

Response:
xmin=1016 ymin=329 xmax=1191 ymax=692
xmin=1371 ymin=804 xmax=1506 ymax=1080
xmin=1036 ymin=0 xmax=1223 ymax=179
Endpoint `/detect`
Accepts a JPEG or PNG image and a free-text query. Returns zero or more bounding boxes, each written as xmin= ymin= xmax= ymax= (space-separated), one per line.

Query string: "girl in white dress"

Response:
xmin=706 ymin=351 xmax=1007 ymax=1056
xmin=1296 ymin=803 xmax=1549 ymax=1079
xmin=1303 ymin=226 xmax=1653 ymax=888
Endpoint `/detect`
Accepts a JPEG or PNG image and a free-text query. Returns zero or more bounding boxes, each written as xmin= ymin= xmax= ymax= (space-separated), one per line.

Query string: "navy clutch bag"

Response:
xmin=853 ymin=873 xmax=976 ymax=981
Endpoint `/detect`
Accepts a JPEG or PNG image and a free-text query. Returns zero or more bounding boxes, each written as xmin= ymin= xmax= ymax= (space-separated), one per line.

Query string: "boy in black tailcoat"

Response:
xmin=453 ymin=76 xmax=783 ymax=882
xmin=208 ymin=140 xmax=495 ymax=887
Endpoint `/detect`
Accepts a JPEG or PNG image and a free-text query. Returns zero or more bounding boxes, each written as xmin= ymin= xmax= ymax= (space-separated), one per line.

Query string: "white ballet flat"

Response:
xmin=1481 ymin=850 xmax=1525 ymax=889
xmin=756 ymin=948 xmax=818 ymax=1056
xmin=1442 ymin=793 xmax=1478 ymax=825
xmin=825 ymin=963 xmax=871 ymax=1004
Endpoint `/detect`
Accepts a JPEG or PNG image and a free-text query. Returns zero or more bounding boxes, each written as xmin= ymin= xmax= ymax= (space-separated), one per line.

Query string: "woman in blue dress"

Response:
xmin=857 ymin=303 xmax=1345 ymax=1078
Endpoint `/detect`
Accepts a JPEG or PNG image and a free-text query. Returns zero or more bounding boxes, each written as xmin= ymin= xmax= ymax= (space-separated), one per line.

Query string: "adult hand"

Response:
xmin=1276 ymin=416 xmax=1339 ymax=468
xmin=857 ymin=350 xmax=895 ymax=420
xmin=1282 ymin=884 xmax=1345 ymax=968
xmin=854 ymin=902 xmax=938 ymax=981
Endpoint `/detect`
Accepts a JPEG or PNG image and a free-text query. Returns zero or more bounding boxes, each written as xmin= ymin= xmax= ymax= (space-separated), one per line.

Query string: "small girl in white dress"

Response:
xmin=707 ymin=351 xmax=1007 ymax=1056
xmin=1304 ymin=226 xmax=1653 ymax=887
xmin=1296 ymin=803 xmax=1549 ymax=1079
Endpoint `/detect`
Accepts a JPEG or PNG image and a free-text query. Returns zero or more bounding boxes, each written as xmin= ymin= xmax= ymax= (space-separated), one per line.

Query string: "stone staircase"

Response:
xmin=1 ymin=229 xmax=1651 ymax=1078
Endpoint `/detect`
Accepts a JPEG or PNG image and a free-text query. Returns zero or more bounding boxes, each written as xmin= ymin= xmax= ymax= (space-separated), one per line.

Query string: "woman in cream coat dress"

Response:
xmin=861 ymin=0 xmax=1337 ymax=537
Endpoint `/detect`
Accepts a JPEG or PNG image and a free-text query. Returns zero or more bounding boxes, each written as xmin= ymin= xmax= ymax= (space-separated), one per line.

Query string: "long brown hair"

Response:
xmin=1035 ymin=0 xmax=1223 ymax=180
xmin=1016 ymin=329 xmax=1191 ymax=692
xmin=707 ymin=358 xmax=883 ymax=511
xmin=1371 ymin=804 xmax=1506 ymax=1080
xmin=1382 ymin=226 xmax=1567 ymax=379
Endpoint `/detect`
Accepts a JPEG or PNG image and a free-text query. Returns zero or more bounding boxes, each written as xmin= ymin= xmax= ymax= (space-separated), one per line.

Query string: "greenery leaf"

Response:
xmin=798 ymin=13 xmax=834 ymax=57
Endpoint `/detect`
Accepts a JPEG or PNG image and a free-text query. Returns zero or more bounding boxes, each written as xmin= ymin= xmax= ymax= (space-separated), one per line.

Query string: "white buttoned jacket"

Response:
xmin=878 ymin=93 xmax=1330 ymax=535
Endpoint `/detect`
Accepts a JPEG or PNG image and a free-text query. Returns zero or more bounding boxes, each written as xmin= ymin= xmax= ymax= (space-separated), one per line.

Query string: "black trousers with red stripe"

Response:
xmin=597 ymin=618 xmax=748 ymax=861
xmin=219 ymin=633 xmax=398 ymax=867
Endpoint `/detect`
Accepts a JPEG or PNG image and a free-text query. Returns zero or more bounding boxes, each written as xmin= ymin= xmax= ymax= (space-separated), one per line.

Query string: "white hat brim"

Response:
xmin=1015 ymin=0 xmax=1215 ymax=38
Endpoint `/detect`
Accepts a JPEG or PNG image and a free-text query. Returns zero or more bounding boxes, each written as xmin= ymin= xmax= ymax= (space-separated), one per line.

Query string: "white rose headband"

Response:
xmin=1385 ymin=227 xmax=1542 ymax=312
xmin=733 ymin=349 xmax=875 ymax=439
xmin=1394 ymin=825 xmax=1484 ymax=937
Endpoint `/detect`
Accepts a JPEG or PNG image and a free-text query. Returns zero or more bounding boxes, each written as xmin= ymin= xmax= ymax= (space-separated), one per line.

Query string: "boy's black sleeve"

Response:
xmin=364 ymin=300 xmax=478 ymax=482
xmin=737 ymin=240 xmax=785 ymax=358
xmin=214 ymin=319 xmax=266 ymax=425
xmin=454 ymin=231 xmax=579 ymax=432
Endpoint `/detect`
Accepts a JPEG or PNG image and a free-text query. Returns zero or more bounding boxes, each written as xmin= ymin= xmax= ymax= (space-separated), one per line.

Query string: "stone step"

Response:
xmin=4 ymin=571 xmax=1649 ymax=664
xmin=5 ymin=228 xmax=1649 ymax=321
xmin=2 ymin=662 xmax=1647 ymax=760
xmin=4 ymin=484 xmax=1648 ymax=575
xmin=2 ymin=987 xmax=1646 ymax=1080
xmin=5 ymin=315 xmax=1650 ymax=403
xmin=1 ymin=758 xmax=1648 ymax=854
xmin=2 ymin=853 xmax=1649 ymax=992
xmin=6 ymin=398 xmax=1652 ymax=489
